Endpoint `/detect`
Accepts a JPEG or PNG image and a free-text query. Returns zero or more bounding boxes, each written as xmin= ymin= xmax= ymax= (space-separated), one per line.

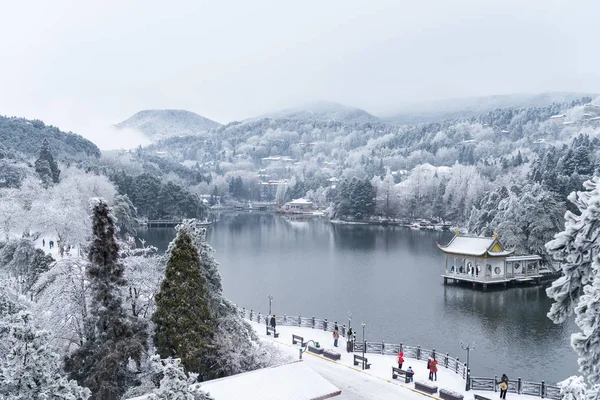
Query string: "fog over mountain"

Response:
xmin=259 ymin=101 xmax=379 ymax=123
xmin=385 ymin=92 xmax=597 ymax=124
xmin=115 ymin=109 xmax=222 ymax=141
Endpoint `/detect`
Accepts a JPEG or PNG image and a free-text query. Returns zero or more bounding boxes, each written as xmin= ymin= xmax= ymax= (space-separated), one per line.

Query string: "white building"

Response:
xmin=282 ymin=198 xmax=314 ymax=213
xmin=438 ymin=233 xmax=542 ymax=289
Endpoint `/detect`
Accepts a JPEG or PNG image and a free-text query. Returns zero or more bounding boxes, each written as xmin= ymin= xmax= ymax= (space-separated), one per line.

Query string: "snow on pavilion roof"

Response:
xmin=127 ymin=361 xmax=341 ymax=400
xmin=437 ymin=234 xmax=514 ymax=257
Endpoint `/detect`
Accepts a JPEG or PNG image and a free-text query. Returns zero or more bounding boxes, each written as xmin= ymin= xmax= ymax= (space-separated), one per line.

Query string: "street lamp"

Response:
xmin=268 ymin=294 xmax=273 ymax=316
xmin=361 ymin=322 xmax=366 ymax=370
xmin=347 ymin=311 xmax=352 ymax=331
xmin=460 ymin=341 xmax=475 ymax=391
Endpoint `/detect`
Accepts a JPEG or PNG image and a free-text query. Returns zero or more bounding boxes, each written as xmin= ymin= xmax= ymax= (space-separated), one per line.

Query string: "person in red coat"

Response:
xmin=398 ymin=351 xmax=405 ymax=369
xmin=429 ymin=358 xmax=438 ymax=381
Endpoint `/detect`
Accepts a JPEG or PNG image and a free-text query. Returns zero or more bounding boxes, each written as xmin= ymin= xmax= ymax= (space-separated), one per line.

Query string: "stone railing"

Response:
xmin=469 ymin=376 xmax=560 ymax=400
xmin=236 ymin=307 xmax=467 ymax=377
xmin=237 ymin=306 xmax=562 ymax=400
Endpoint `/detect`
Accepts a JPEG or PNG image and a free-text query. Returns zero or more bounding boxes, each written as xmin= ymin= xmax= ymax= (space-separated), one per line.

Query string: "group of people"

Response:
xmin=397 ymin=351 xmax=415 ymax=381
xmin=268 ymin=315 xmax=510 ymax=397
xmin=42 ymin=238 xmax=72 ymax=257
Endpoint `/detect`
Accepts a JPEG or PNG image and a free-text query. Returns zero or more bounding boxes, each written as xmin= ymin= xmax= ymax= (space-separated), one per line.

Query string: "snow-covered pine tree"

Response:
xmin=34 ymin=139 xmax=60 ymax=184
xmin=152 ymin=228 xmax=215 ymax=376
xmin=147 ymin=356 xmax=213 ymax=400
xmin=64 ymin=199 xmax=148 ymax=400
xmin=546 ymin=177 xmax=600 ymax=399
xmin=172 ymin=220 xmax=274 ymax=379
xmin=0 ymin=311 xmax=91 ymax=400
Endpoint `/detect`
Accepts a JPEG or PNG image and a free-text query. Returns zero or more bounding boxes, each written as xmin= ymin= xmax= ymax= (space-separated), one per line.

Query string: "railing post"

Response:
xmin=324 ymin=319 xmax=328 ymax=331
xmin=463 ymin=363 xmax=467 ymax=379
xmin=382 ymin=341 xmax=385 ymax=355
xmin=417 ymin=345 xmax=421 ymax=360
xmin=250 ymin=309 xmax=253 ymax=320
xmin=432 ymin=348 xmax=436 ymax=360
xmin=342 ymin=324 xmax=346 ymax=337
xmin=455 ymin=357 xmax=459 ymax=373
xmin=494 ymin=375 xmax=498 ymax=392
xmin=258 ymin=312 xmax=261 ymax=323
xmin=445 ymin=353 xmax=449 ymax=368
xmin=518 ymin=377 xmax=522 ymax=394
xmin=400 ymin=343 xmax=403 ymax=352
xmin=465 ymin=368 xmax=470 ymax=391
xmin=242 ymin=307 xmax=245 ymax=318
xmin=312 ymin=316 xmax=315 ymax=329
xmin=541 ymin=381 xmax=545 ymax=398
xmin=284 ymin=314 xmax=287 ymax=325
xmin=298 ymin=316 xmax=301 ymax=327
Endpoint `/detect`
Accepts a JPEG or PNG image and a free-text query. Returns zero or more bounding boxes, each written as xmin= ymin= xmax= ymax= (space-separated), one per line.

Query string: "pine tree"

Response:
xmin=64 ymin=199 xmax=148 ymax=400
xmin=152 ymin=229 xmax=215 ymax=376
xmin=546 ymin=177 xmax=600 ymax=399
xmin=0 ymin=311 xmax=91 ymax=400
xmin=34 ymin=139 xmax=60 ymax=184
xmin=172 ymin=220 xmax=269 ymax=379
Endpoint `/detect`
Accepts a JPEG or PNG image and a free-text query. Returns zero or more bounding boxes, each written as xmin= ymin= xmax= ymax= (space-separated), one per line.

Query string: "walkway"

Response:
xmin=248 ymin=320 xmax=548 ymax=400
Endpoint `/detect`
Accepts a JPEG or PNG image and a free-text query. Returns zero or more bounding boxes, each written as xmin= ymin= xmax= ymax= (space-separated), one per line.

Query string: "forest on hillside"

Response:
xmin=141 ymin=97 xmax=600 ymax=259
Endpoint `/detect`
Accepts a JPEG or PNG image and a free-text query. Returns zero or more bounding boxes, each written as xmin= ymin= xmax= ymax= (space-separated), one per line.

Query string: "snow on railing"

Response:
xmin=469 ymin=376 xmax=560 ymax=400
xmin=236 ymin=305 xmax=561 ymax=400
xmin=236 ymin=306 xmax=467 ymax=378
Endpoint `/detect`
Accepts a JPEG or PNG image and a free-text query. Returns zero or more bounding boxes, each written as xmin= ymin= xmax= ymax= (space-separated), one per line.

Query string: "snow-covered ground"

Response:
xmin=34 ymin=235 xmax=81 ymax=259
xmin=247 ymin=320 xmax=548 ymax=400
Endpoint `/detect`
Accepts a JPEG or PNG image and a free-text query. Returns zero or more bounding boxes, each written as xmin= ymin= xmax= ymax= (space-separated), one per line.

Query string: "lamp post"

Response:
xmin=268 ymin=294 xmax=273 ymax=316
xmin=460 ymin=341 xmax=475 ymax=391
xmin=361 ymin=322 xmax=366 ymax=370
xmin=347 ymin=311 xmax=352 ymax=331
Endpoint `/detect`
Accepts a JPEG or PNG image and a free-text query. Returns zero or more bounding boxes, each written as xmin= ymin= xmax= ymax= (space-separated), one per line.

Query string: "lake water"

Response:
xmin=137 ymin=212 xmax=578 ymax=384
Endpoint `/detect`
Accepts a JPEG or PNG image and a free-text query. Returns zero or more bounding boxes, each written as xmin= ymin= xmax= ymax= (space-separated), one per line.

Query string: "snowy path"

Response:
xmin=248 ymin=320 xmax=547 ymax=400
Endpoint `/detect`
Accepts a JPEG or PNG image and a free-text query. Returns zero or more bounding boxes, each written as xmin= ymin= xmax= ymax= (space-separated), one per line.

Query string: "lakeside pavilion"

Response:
xmin=437 ymin=232 xmax=542 ymax=290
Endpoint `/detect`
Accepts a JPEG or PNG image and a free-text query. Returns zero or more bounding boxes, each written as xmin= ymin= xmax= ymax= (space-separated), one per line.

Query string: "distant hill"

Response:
xmin=115 ymin=109 xmax=222 ymax=141
xmin=261 ymin=101 xmax=379 ymax=123
xmin=385 ymin=92 xmax=597 ymax=124
xmin=0 ymin=115 xmax=100 ymax=160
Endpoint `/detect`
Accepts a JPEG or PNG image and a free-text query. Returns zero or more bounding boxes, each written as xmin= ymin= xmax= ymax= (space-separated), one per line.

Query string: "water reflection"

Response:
xmin=137 ymin=213 xmax=578 ymax=384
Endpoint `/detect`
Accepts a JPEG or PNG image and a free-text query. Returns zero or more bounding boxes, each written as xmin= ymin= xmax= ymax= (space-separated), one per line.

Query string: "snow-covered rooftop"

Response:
xmin=201 ymin=361 xmax=340 ymax=400
xmin=289 ymin=198 xmax=313 ymax=204
xmin=438 ymin=234 xmax=514 ymax=257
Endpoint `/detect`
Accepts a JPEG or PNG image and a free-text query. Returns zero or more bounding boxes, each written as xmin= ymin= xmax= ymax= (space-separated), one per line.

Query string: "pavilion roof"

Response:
xmin=437 ymin=234 xmax=514 ymax=257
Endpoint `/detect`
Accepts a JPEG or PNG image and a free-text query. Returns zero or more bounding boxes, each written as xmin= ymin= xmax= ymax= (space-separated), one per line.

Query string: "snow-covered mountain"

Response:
xmin=261 ymin=101 xmax=379 ymax=123
xmin=385 ymin=92 xmax=597 ymax=124
xmin=115 ymin=109 xmax=222 ymax=141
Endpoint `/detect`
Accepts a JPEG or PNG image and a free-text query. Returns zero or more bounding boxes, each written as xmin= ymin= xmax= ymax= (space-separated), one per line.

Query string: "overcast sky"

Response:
xmin=1 ymin=0 xmax=598 ymax=148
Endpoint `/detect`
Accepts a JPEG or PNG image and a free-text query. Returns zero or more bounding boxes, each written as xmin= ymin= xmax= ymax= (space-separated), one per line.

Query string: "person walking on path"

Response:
xmin=333 ymin=324 xmax=340 ymax=347
xmin=269 ymin=315 xmax=276 ymax=330
xmin=406 ymin=366 xmax=414 ymax=382
xmin=398 ymin=351 xmax=405 ymax=370
xmin=498 ymin=374 xmax=509 ymax=399
xmin=49 ymin=240 xmax=53 ymax=249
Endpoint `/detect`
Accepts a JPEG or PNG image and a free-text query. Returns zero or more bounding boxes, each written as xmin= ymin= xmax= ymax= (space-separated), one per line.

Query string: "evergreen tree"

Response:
xmin=546 ymin=177 xmax=600 ymax=399
xmin=0 ymin=312 xmax=91 ymax=400
xmin=172 ymin=220 xmax=269 ymax=379
xmin=152 ymin=229 xmax=215 ymax=376
xmin=64 ymin=199 xmax=148 ymax=400
xmin=34 ymin=139 xmax=60 ymax=184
